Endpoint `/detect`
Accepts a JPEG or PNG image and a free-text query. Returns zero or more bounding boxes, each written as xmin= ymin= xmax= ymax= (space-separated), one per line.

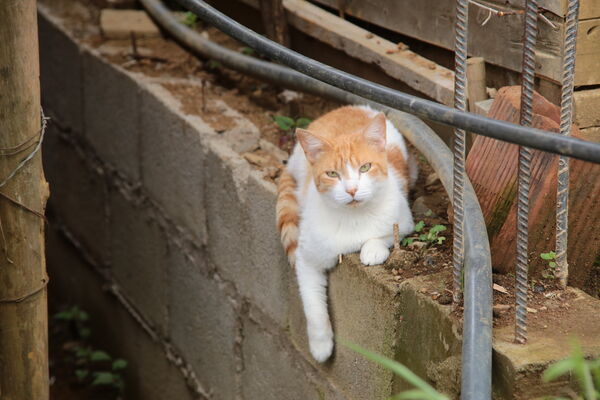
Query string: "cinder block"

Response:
xmin=83 ymin=48 xmax=140 ymax=180
xmin=167 ymin=250 xmax=237 ymax=400
xmin=46 ymin=228 xmax=195 ymax=400
xmin=242 ymin=315 xmax=346 ymax=400
xmin=289 ymin=255 xmax=399 ymax=400
xmin=43 ymin=125 xmax=110 ymax=264
xmin=289 ymin=260 xmax=461 ymax=399
xmin=204 ymin=140 xmax=290 ymax=327
xmin=203 ymin=139 xmax=250 ymax=285
xmin=139 ymin=83 xmax=207 ymax=242
xmin=109 ymin=188 xmax=168 ymax=333
xmin=38 ymin=11 xmax=84 ymax=133
xmin=243 ymin=173 xmax=290 ymax=326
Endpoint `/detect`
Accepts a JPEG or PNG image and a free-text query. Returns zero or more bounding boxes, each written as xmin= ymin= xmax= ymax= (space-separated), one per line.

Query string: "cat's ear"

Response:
xmin=296 ymin=128 xmax=329 ymax=163
xmin=363 ymin=112 xmax=387 ymax=152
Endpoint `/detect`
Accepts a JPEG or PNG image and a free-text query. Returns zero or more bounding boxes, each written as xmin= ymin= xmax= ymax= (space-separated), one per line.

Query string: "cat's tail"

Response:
xmin=276 ymin=169 xmax=299 ymax=265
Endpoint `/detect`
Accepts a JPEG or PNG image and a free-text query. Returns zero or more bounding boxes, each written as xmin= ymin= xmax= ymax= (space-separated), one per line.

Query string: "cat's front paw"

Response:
xmin=360 ymin=239 xmax=390 ymax=265
xmin=308 ymin=326 xmax=334 ymax=362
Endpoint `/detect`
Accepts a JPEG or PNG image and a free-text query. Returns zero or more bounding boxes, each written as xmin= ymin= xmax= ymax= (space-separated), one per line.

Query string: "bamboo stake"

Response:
xmin=0 ymin=1 xmax=50 ymax=399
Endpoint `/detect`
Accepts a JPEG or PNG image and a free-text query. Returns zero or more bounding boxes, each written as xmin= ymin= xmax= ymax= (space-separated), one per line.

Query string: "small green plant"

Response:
xmin=54 ymin=305 xmax=91 ymax=338
xmin=54 ymin=306 xmax=128 ymax=397
xmin=273 ymin=115 xmax=312 ymax=149
xmin=273 ymin=115 xmax=312 ymax=132
xmin=207 ymin=60 xmax=222 ymax=70
xmin=541 ymin=251 xmax=558 ymax=279
xmin=182 ymin=11 xmax=198 ymax=28
xmin=543 ymin=340 xmax=600 ymax=399
xmin=240 ymin=46 xmax=256 ymax=56
xmin=402 ymin=221 xmax=447 ymax=247
xmin=344 ymin=341 xmax=448 ymax=400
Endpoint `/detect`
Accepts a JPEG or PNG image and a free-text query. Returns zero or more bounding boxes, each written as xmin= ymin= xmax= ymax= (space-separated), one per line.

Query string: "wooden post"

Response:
xmin=259 ymin=0 xmax=290 ymax=46
xmin=0 ymin=1 xmax=50 ymax=399
xmin=466 ymin=57 xmax=487 ymax=112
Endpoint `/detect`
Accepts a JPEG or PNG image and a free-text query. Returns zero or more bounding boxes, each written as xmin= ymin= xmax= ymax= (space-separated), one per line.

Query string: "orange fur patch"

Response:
xmin=302 ymin=107 xmax=388 ymax=192
xmin=387 ymin=146 xmax=410 ymax=194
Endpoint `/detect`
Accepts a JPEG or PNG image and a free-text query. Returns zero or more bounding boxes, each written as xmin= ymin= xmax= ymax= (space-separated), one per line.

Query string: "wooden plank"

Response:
xmin=574 ymin=87 xmax=600 ymax=129
xmin=467 ymin=57 xmax=487 ymax=111
xmin=312 ymin=0 xmax=599 ymax=85
xmin=259 ymin=0 xmax=290 ymax=46
xmin=574 ymin=18 xmax=600 ymax=86
xmin=581 ymin=3 xmax=600 ymax=20
xmin=244 ymin=0 xmax=455 ymax=105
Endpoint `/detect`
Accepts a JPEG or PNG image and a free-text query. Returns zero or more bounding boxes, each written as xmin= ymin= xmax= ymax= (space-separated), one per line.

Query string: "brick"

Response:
xmin=83 ymin=48 xmax=140 ymax=180
xmin=242 ymin=315 xmax=345 ymax=400
xmin=43 ymin=125 xmax=110 ymax=264
xmin=139 ymin=83 xmax=207 ymax=242
xmin=167 ymin=251 xmax=237 ymax=400
xmin=109 ymin=188 xmax=168 ymax=333
xmin=38 ymin=10 xmax=84 ymax=133
xmin=100 ymin=9 xmax=161 ymax=39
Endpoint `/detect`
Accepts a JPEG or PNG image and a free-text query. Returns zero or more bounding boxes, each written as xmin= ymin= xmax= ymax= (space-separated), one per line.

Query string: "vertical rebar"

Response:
xmin=515 ymin=0 xmax=538 ymax=344
xmin=452 ymin=0 xmax=468 ymax=304
xmin=556 ymin=0 xmax=580 ymax=289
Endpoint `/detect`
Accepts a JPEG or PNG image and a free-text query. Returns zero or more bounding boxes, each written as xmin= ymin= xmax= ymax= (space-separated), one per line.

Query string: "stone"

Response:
xmin=83 ymin=47 xmax=141 ymax=180
xmin=411 ymin=196 xmax=430 ymax=217
xmin=100 ymin=9 xmax=161 ymax=39
xmin=108 ymin=188 xmax=169 ymax=333
xmin=138 ymin=82 xmax=207 ymax=242
xmin=425 ymin=172 xmax=440 ymax=187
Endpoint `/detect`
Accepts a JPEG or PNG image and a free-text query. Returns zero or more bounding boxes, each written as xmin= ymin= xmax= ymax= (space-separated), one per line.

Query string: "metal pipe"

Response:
xmin=556 ymin=0 xmax=580 ymax=288
xmin=173 ymin=0 xmax=600 ymax=164
xmin=141 ymin=0 xmax=493 ymax=397
xmin=452 ymin=0 xmax=468 ymax=305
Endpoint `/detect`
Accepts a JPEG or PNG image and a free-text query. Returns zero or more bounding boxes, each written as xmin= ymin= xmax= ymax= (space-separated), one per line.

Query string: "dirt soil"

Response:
xmin=44 ymin=0 xmax=597 ymax=348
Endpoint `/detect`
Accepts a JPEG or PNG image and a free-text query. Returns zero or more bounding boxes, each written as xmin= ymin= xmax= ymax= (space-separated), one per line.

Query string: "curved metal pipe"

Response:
xmin=140 ymin=0 xmax=492 ymax=397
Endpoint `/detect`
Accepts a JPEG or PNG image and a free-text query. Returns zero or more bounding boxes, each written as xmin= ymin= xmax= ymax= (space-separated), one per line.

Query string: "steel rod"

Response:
xmin=515 ymin=0 xmax=538 ymax=345
xmin=452 ymin=0 xmax=468 ymax=303
xmin=556 ymin=0 xmax=579 ymax=288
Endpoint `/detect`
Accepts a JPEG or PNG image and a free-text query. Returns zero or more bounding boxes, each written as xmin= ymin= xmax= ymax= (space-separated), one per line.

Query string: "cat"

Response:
xmin=276 ymin=105 xmax=417 ymax=362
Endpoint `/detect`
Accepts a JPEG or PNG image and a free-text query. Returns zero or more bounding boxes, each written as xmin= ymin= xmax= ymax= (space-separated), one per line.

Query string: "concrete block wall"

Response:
xmin=38 ymin=6 xmax=466 ymax=400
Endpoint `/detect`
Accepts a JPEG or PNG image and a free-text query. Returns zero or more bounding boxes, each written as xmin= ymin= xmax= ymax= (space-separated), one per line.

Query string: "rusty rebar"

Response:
xmin=452 ymin=0 xmax=469 ymax=304
xmin=556 ymin=0 xmax=580 ymax=288
xmin=515 ymin=0 xmax=538 ymax=345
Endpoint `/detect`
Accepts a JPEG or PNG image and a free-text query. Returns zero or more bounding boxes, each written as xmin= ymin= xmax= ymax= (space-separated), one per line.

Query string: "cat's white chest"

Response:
xmin=299 ymin=183 xmax=402 ymax=257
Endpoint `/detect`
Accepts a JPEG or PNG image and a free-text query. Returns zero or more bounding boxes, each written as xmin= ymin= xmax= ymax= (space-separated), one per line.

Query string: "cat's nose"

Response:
xmin=346 ymin=187 xmax=357 ymax=197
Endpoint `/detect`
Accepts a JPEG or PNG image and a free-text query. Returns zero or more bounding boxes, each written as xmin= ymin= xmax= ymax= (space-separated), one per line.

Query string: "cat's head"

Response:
xmin=296 ymin=112 xmax=388 ymax=208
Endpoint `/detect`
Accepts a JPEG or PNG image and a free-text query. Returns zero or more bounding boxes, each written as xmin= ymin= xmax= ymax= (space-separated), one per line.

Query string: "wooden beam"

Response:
xmin=312 ymin=0 xmax=600 ymax=86
xmin=467 ymin=57 xmax=487 ymax=112
xmin=259 ymin=0 xmax=290 ymax=46
xmin=239 ymin=0 xmax=455 ymax=105
xmin=0 ymin=1 xmax=49 ymax=399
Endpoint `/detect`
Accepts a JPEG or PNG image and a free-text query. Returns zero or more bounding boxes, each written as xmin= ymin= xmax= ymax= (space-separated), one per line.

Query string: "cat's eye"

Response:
xmin=326 ymin=170 xmax=339 ymax=178
xmin=359 ymin=163 xmax=372 ymax=173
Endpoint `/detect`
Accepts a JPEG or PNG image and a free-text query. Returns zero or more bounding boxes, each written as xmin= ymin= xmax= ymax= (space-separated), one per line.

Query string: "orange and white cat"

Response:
xmin=276 ymin=105 xmax=417 ymax=362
